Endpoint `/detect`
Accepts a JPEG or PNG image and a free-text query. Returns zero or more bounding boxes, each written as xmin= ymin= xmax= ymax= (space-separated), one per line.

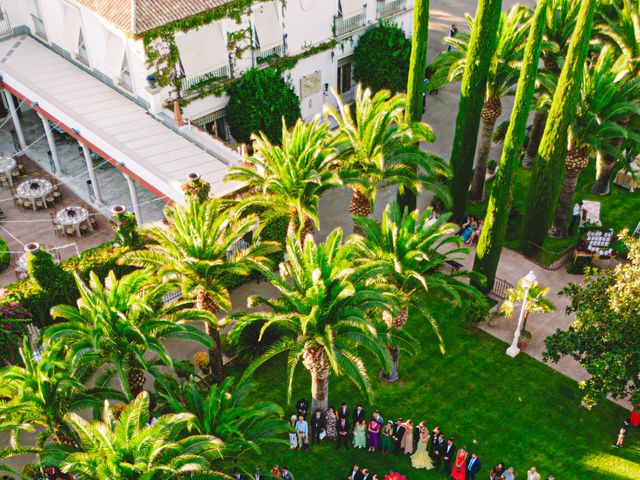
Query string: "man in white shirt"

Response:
xmin=527 ymin=466 xmax=541 ymax=480
xmin=295 ymin=415 xmax=308 ymax=450
xmin=570 ymin=200 xmax=584 ymax=235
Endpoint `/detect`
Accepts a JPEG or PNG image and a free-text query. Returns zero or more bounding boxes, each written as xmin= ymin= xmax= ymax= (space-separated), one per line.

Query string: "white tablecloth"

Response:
xmin=16 ymin=178 xmax=54 ymax=210
xmin=0 ymin=156 xmax=16 ymax=186
xmin=56 ymin=206 xmax=93 ymax=236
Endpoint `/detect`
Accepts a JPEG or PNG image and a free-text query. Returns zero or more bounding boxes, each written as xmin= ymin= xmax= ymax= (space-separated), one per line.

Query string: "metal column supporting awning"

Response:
xmin=0 ymin=35 xmax=240 ymax=205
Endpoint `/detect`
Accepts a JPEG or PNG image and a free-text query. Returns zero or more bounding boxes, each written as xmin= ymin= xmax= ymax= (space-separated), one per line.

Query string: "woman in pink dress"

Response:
xmin=367 ymin=417 xmax=381 ymax=451
xmin=450 ymin=447 xmax=468 ymax=480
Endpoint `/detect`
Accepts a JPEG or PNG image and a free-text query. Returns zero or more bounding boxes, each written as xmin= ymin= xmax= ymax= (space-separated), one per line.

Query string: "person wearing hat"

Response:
xmin=380 ymin=419 xmax=393 ymax=454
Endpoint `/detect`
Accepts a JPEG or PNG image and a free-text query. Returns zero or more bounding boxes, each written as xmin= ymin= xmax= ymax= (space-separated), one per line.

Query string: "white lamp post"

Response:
xmin=506 ymin=270 xmax=536 ymax=358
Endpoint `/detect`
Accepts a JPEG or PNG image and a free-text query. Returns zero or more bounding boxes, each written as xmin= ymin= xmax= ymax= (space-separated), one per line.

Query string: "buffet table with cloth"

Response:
xmin=614 ymin=158 xmax=640 ymax=191
xmin=0 ymin=156 xmax=17 ymax=186
xmin=56 ymin=206 xmax=93 ymax=236
xmin=16 ymin=178 xmax=54 ymax=210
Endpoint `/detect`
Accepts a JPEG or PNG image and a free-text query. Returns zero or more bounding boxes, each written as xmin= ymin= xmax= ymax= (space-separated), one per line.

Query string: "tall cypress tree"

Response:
xmin=449 ymin=0 xmax=503 ymax=221
xmin=473 ymin=0 xmax=548 ymax=291
xmin=398 ymin=0 xmax=430 ymax=212
xmin=521 ymin=0 xmax=597 ymax=254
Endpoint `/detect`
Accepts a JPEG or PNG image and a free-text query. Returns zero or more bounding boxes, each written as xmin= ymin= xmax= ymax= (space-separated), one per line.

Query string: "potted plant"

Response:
xmin=517 ymin=329 xmax=532 ymax=349
xmin=487 ymin=160 xmax=498 ymax=174
xmin=500 ymin=278 xmax=555 ymax=347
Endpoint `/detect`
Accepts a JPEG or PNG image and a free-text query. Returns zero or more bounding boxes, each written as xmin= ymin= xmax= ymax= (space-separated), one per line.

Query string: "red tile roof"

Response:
xmin=73 ymin=0 xmax=236 ymax=35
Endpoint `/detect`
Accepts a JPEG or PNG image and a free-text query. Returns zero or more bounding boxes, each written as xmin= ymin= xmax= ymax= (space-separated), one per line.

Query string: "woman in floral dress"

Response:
xmin=325 ymin=406 xmax=337 ymax=441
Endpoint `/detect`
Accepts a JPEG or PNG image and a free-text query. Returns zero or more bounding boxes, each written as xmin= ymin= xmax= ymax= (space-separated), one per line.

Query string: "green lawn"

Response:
xmin=229 ymin=300 xmax=640 ymax=480
xmin=466 ymin=160 xmax=640 ymax=263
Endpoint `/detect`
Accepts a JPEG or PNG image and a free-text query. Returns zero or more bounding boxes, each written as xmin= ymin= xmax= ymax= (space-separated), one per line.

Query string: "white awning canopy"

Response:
xmin=63 ymin=5 xmax=82 ymax=54
xmin=253 ymin=2 xmax=282 ymax=48
xmin=174 ymin=23 xmax=228 ymax=77
xmin=104 ymin=32 xmax=126 ymax=77
xmin=0 ymin=36 xmax=242 ymax=205
xmin=340 ymin=0 xmax=363 ymax=16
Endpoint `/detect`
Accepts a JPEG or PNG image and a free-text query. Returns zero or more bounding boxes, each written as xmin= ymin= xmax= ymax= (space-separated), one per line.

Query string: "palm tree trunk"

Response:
xmin=288 ymin=213 xmax=314 ymax=247
xmin=449 ymin=0 xmax=503 ymax=221
xmin=473 ymin=0 xmax=547 ymax=290
xmin=398 ymin=0 xmax=430 ymax=212
xmin=591 ymin=139 xmax=623 ymax=195
xmin=469 ymin=100 xmax=501 ymax=203
xmin=523 ymin=110 xmax=547 ymax=168
xmin=196 ymin=289 xmax=225 ymax=383
xmin=381 ymin=347 xmax=400 ymax=383
xmin=548 ymin=172 xmax=579 ymax=238
xmin=310 ymin=368 xmax=329 ymax=414
xmin=522 ymin=308 xmax=531 ymax=332
xmin=521 ymin=0 xmax=597 ymax=252
xmin=349 ymin=189 xmax=373 ymax=234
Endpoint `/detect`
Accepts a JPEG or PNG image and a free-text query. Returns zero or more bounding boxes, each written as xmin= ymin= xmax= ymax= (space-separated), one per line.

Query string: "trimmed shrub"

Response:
xmin=0 ymin=237 xmax=9 ymax=271
xmin=460 ymin=297 xmax=492 ymax=326
xmin=353 ymin=21 xmax=411 ymax=93
xmin=226 ymin=68 xmax=301 ymax=145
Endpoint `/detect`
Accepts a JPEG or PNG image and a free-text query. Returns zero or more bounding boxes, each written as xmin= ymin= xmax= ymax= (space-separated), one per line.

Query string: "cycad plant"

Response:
xmin=325 ymin=86 xmax=449 ymax=227
xmin=226 ymin=118 xmax=341 ymax=245
xmin=155 ymin=376 xmax=286 ymax=461
xmin=352 ymin=201 xmax=482 ymax=381
xmin=45 ymin=270 xmax=213 ymax=399
xmin=41 ymin=392 xmax=227 ymax=480
xmin=0 ymin=339 xmax=123 ymax=450
xmin=549 ymin=50 xmax=640 ymax=237
xmin=122 ymin=198 xmax=279 ymax=384
xmin=230 ymin=229 xmax=395 ymax=412
xmin=596 ymin=0 xmax=640 ymax=75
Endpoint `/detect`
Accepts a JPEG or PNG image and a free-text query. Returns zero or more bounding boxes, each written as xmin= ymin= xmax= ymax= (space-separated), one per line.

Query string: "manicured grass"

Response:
xmin=229 ymin=300 xmax=640 ymax=480
xmin=466 ymin=161 xmax=640 ymax=263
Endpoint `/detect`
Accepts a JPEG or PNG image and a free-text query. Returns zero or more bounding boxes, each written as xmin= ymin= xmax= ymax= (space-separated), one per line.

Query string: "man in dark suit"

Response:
xmin=433 ymin=433 xmax=446 ymax=471
xmin=429 ymin=426 xmax=441 ymax=457
xmin=347 ymin=464 xmax=363 ymax=480
xmin=392 ymin=418 xmax=405 ymax=455
xmin=336 ymin=417 xmax=350 ymax=450
xmin=352 ymin=404 xmax=365 ymax=424
xmin=466 ymin=452 xmax=482 ymax=480
xmin=281 ymin=467 xmax=294 ymax=480
xmin=338 ymin=402 xmax=349 ymax=420
xmin=361 ymin=468 xmax=371 ymax=480
xmin=296 ymin=398 xmax=309 ymax=419
xmin=441 ymin=438 xmax=456 ymax=474
xmin=310 ymin=409 xmax=325 ymax=444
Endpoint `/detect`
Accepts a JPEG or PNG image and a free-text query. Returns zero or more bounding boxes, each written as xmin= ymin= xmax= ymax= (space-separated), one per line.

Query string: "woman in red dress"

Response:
xmin=450 ymin=447 xmax=468 ymax=480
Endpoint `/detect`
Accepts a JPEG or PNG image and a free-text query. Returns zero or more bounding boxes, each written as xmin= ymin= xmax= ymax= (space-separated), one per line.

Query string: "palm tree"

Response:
xmin=121 ymin=198 xmax=279 ymax=384
xmin=155 ymin=376 xmax=286 ymax=461
xmin=524 ymin=0 xmax=580 ymax=167
xmin=399 ymin=0 xmax=431 ymax=211
xmin=474 ymin=0 xmax=549 ymax=290
xmin=596 ymin=0 xmax=640 ymax=75
xmin=521 ymin=0 xmax=598 ymax=254
xmin=226 ymin=117 xmax=341 ymax=245
xmin=352 ymin=201 xmax=482 ymax=381
xmin=325 ymin=86 xmax=449 ymax=228
xmin=230 ymin=229 xmax=395 ymax=412
xmin=467 ymin=6 xmax=531 ymax=202
xmin=41 ymin=392 xmax=228 ymax=480
xmin=447 ymin=0 xmax=503 ymax=220
xmin=0 ymin=339 xmax=124 ymax=448
xmin=45 ymin=270 xmax=213 ymax=399
xmin=549 ymin=50 xmax=640 ymax=238
xmin=500 ymin=278 xmax=555 ymax=335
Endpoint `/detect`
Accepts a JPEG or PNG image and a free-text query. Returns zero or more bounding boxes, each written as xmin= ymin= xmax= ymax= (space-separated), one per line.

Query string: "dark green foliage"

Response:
xmin=473 ymin=0 xmax=547 ymax=290
xmin=449 ymin=0 xmax=503 ymax=221
xmin=226 ymin=68 xmax=301 ymax=145
xmin=6 ymin=243 xmax=135 ymax=327
xmin=27 ymin=249 xmax=76 ymax=309
xmin=461 ymin=297 xmax=491 ymax=326
xmin=113 ymin=213 xmax=143 ymax=249
xmin=398 ymin=0 xmax=430 ymax=212
xmin=521 ymin=0 xmax=598 ymax=253
xmin=0 ymin=237 xmax=9 ymax=271
xmin=0 ymin=291 xmax=29 ymax=366
xmin=353 ymin=21 xmax=412 ymax=93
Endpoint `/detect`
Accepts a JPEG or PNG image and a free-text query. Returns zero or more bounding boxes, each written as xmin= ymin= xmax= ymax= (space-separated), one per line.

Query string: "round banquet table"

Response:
xmin=56 ymin=206 xmax=93 ymax=236
xmin=16 ymin=178 xmax=54 ymax=210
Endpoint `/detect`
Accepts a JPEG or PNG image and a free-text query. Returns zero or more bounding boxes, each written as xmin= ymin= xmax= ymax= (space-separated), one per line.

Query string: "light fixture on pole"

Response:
xmin=506 ymin=270 xmax=536 ymax=358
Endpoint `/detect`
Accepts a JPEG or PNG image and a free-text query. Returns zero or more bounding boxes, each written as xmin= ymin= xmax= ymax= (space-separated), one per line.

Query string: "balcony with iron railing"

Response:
xmin=0 ymin=9 xmax=11 ymax=38
xmin=182 ymin=63 xmax=231 ymax=92
xmin=376 ymin=0 xmax=407 ymax=19
xmin=31 ymin=15 xmax=46 ymax=40
xmin=254 ymin=42 xmax=286 ymax=65
xmin=340 ymin=86 xmax=356 ymax=105
xmin=333 ymin=10 xmax=366 ymax=37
